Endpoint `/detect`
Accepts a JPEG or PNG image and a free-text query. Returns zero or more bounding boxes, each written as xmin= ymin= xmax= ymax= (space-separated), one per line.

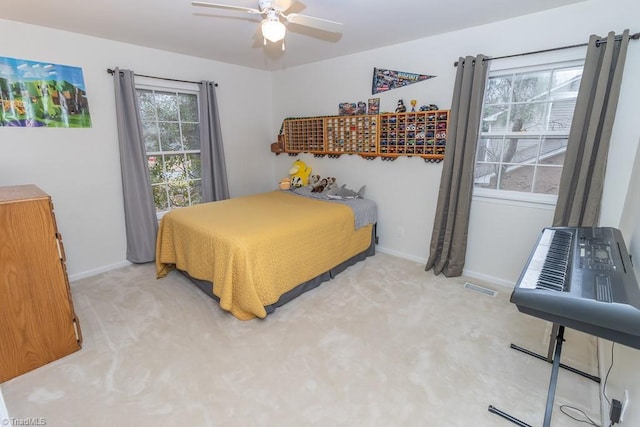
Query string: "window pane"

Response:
xmin=547 ymin=99 xmax=577 ymax=131
xmin=142 ymin=120 xmax=160 ymax=152
xmin=152 ymin=184 xmax=168 ymax=212
xmin=148 ymin=155 xmax=164 ymax=184
xmin=159 ymin=122 xmax=182 ymax=151
xmin=533 ymin=165 xmax=563 ymax=195
xmin=182 ymin=123 xmax=200 ymax=150
xmin=164 ymin=154 xmax=187 ymax=181
xmin=481 ymin=104 xmax=509 ymax=132
xmin=186 ymin=153 xmax=201 ymax=179
xmin=189 ymin=180 xmax=203 ymax=205
xmin=510 ymin=102 xmax=547 ymax=132
xmin=179 ymin=94 xmax=198 ymax=122
xmin=512 ymin=71 xmax=551 ymax=102
xmin=476 ymin=138 xmax=503 ymax=163
xmin=474 ymin=164 xmax=498 ymax=189
xmin=155 ymin=92 xmax=178 ymax=121
xmin=475 ymin=138 xmax=502 ymax=190
xmin=540 ymin=138 xmax=567 ymax=165
xmin=137 ymin=90 xmax=155 ymax=120
xmin=484 ymin=76 xmax=513 ymax=104
xmin=501 ymin=137 xmax=540 ymax=164
xmin=168 ymin=182 xmax=190 ymax=208
xmin=552 ymin=66 xmax=583 ymax=89
xmin=499 ymin=165 xmax=534 ymax=192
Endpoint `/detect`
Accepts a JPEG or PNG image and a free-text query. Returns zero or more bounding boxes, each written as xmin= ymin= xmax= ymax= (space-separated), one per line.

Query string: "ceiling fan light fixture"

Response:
xmin=261 ymin=18 xmax=286 ymax=43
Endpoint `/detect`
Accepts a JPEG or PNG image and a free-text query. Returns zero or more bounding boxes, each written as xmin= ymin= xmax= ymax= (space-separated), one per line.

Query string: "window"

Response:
xmin=136 ymin=84 xmax=201 ymax=216
xmin=474 ymin=60 xmax=584 ymax=203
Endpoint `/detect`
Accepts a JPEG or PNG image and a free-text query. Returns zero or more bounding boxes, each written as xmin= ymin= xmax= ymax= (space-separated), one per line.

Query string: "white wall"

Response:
xmin=0 ymin=19 xmax=275 ymax=279
xmin=0 ymin=386 xmax=7 ymax=425
xmin=597 ymin=133 xmax=640 ymax=427
xmin=271 ymin=0 xmax=640 ymax=286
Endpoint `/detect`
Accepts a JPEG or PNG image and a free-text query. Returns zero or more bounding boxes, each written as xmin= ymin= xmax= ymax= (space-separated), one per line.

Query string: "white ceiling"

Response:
xmin=1 ymin=0 xmax=587 ymax=71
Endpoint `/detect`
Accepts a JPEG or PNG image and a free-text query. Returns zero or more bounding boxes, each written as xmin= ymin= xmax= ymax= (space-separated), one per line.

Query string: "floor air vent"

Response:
xmin=464 ymin=282 xmax=497 ymax=297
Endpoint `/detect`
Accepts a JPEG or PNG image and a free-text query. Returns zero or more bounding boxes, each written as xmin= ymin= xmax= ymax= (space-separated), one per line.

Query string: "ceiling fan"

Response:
xmin=192 ymin=0 xmax=343 ymax=50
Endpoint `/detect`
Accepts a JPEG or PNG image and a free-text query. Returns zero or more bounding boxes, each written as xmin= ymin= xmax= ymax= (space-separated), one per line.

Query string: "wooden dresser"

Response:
xmin=0 ymin=184 xmax=82 ymax=383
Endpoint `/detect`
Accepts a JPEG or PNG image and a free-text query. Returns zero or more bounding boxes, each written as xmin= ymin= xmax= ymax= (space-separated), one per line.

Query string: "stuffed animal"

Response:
xmin=327 ymin=184 xmax=366 ymax=199
xmin=311 ymin=176 xmax=337 ymax=193
xmin=279 ymin=177 xmax=291 ymax=190
xmin=396 ymin=99 xmax=406 ymax=113
xmin=308 ymin=174 xmax=321 ymax=187
xmin=289 ymin=159 xmax=312 ymax=188
xmin=325 ymin=177 xmax=338 ymax=191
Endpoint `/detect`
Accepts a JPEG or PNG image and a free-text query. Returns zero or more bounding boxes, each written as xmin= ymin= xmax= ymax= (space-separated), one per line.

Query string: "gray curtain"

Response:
xmin=553 ymin=30 xmax=630 ymax=227
xmin=113 ymin=68 xmax=158 ymax=263
xmin=425 ymin=55 xmax=489 ymax=277
xmin=199 ymin=81 xmax=230 ymax=202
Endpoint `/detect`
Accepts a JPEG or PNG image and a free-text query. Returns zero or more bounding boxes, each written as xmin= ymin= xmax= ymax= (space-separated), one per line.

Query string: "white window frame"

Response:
xmin=135 ymin=77 xmax=201 ymax=219
xmin=473 ymin=49 xmax=587 ymax=208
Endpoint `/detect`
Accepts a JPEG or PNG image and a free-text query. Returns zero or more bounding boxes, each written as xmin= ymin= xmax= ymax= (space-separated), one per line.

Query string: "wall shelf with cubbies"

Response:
xmin=274 ymin=110 xmax=449 ymax=162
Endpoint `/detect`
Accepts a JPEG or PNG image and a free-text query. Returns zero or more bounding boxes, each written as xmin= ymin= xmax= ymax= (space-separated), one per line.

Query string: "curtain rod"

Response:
xmin=453 ymin=31 xmax=640 ymax=67
xmin=106 ymin=68 xmax=217 ymax=86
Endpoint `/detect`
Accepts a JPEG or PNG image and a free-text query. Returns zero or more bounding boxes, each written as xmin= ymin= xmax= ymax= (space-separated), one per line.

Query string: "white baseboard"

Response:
xmin=68 ymin=260 xmax=131 ymax=282
xmin=461 ymin=269 xmax=515 ymax=289
xmin=375 ymin=246 xmax=427 ymax=264
xmin=376 ymin=247 xmax=516 ymax=290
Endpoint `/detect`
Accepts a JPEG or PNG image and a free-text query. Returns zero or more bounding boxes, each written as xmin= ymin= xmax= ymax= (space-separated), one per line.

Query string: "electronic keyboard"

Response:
xmin=510 ymin=226 xmax=640 ymax=349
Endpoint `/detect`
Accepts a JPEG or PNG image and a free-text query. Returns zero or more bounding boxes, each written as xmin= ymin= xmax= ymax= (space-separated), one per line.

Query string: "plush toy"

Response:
xmin=311 ymin=176 xmax=337 ymax=193
xmin=327 ymin=184 xmax=366 ymax=199
xmin=279 ymin=177 xmax=291 ymax=190
xmin=396 ymin=99 xmax=406 ymax=113
xmin=325 ymin=177 xmax=338 ymax=192
xmin=308 ymin=174 xmax=321 ymax=187
xmin=289 ymin=159 xmax=312 ymax=188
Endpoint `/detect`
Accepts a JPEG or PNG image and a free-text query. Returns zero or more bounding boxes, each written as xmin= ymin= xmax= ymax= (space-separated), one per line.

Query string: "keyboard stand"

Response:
xmin=510 ymin=323 xmax=601 ymax=383
xmin=488 ymin=325 xmax=597 ymax=427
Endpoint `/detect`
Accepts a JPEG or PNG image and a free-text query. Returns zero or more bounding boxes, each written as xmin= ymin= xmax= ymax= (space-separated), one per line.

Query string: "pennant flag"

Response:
xmin=372 ymin=67 xmax=436 ymax=94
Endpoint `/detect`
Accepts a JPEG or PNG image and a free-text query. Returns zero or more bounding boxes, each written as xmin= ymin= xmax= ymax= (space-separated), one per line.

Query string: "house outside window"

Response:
xmin=136 ymin=83 xmax=201 ymax=217
xmin=474 ymin=60 xmax=584 ymax=204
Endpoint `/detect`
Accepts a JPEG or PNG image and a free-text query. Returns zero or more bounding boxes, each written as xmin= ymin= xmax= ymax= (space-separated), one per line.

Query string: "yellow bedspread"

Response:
xmin=156 ymin=191 xmax=373 ymax=320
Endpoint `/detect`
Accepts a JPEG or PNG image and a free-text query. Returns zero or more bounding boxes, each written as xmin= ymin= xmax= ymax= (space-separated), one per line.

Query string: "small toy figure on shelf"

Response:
xmin=368 ymin=98 xmax=380 ymax=114
xmin=410 ymin=99 xmax=417 ymax=112
xmin=396 ymin=99 xmax=406 ymax=113
xmin=420 ymin=104 xmax=439 ymax=111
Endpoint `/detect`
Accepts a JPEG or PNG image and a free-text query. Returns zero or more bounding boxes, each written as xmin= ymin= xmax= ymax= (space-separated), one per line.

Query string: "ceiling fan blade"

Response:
xmin=284 ymin=13 xmax=342 ymax=33
xmin=273 ymin=0 xmax=293 ymax=12
xmin=191 ymin=1 xmax=262 ymax=15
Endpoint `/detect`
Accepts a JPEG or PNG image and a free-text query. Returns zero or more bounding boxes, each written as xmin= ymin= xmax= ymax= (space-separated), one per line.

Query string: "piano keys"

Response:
xmin=510 ymin=226 xmax=640 ymax=350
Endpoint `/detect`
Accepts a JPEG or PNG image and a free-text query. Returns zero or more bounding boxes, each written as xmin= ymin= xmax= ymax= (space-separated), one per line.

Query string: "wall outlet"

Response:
xmin=620 ymin=390 xmax=629 ymax=422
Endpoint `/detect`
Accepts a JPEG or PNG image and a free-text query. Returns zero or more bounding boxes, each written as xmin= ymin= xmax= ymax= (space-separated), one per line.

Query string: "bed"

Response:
xmin=155 ymin=189 xmax=377 ymax=320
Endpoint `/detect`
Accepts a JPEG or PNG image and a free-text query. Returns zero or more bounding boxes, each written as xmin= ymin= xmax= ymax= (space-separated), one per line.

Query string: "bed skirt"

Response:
xmin=181 ymin=225 xmax=376 ymax=317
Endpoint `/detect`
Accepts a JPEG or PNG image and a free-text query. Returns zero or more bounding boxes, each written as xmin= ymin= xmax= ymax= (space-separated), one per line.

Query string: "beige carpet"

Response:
xmin=2 ymin=253 xmax=600 ymax=426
